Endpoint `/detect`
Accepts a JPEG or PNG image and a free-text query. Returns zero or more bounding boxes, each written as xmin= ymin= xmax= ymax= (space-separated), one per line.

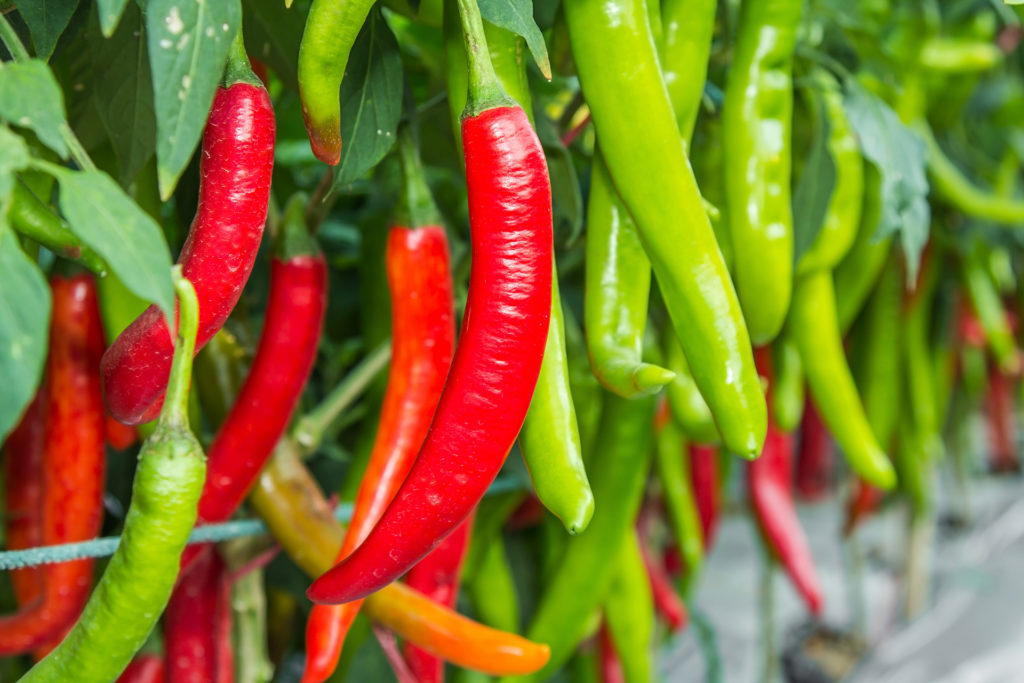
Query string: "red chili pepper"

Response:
xmin=117 ymin=654 xmax=165 ymax=683
xmin=403 ymin=515 xmax=475 ymax=683
xmin=639 ymin=541 xmax=688 ymax=632
xmin=505 ymin=495 xmax=547 ymax=531
xmin=306 ymin=16 xmax=552 ymax=605
xmin=0 ymin=274 xmax=106 ymax=654
xmin=302 ymin=143 xmax=456 ymax=682
xmin=102 ymin=61 xmax=275 ymax=426
xmin=795 ymin=398 xmax=833 ymax=501
xmin=842 ymin=478 xmax=883 ymax=537
xmin=104 ymin=413 xmax=138 ymax=451
xmin=689 ymin=443 xmax=720 ymax=550
xmin=164 ymin=546 xmax=234 ymax=683
xmin=597 ymin=623 xmax=625 ymax=683
xmin=749 ymin=348 xmax=823 ymax=615
xmin=3 ymin=391 xmax=47 ymax=607
xmin=986 ymin=365 xmax=1019 ymax=473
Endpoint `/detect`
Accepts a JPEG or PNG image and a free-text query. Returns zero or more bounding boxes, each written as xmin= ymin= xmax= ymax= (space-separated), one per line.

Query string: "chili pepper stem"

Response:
xmin=157 ymin=268 xmax=199 ymax=432
xmin=455 ymin=0 xmax=514 ymax=116
xmin=222 ymin=25 xmax=262 ymax=89
xmin=396 ymin=125 xmax=442 ymax=228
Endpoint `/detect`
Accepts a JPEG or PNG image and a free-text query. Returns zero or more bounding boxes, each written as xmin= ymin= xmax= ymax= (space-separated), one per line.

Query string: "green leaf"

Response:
xmin=146 ymin=0 xmax=242 ymax=199
xmin=0 ymin=60 xmax=69 ymax=157
xmin=0 ymin=126 xmax=30 ymax=203
xmin=479 ymin=0 xmax=551 ymax=79
xmin=844 ymin=83 xmax=930 ymax=280
xmin=96 ymin=0 xmax=132 ymax=37
xmin=18 ymin=0 xmax=78 ymax=59
xmin=52 ymin=168 xmax=174 ymax=317
xmin=242 ymin=0 xmax=307 ymax=93
xmin=792 ymin=95 xmax=836 ymax=264
xmin=0 ymin=224 xmax=50 ymax=444
xmin=331 ymin=8 xmax=404 ymax=190
xmin=90 ymin=3 xmax=156 ymax=187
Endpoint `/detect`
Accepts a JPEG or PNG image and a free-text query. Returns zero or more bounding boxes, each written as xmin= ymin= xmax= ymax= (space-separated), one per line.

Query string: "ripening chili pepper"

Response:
xmin=653 ymin=402 xmax=704 ymax=585
xmin=770 ymin=338 xmax=805 ymax=434
xmin=689 ymin=443 xmax=720 ymax=550
xmin=564 ymin=0 xmax=766 ymax=458
xmin=795 ymin=399 xmax=833 ymax=501
xmin=297 ymin=0 xmax=376 ymax=164
xmin=248 ymin=423 xmax=551 ymax=676
xmin=986 ymin=366 xmax=1019 ymax=473
xmin=500 ymin=393 xmax=656 ymax=683
xmin=308 ymin=0 xmax=552 ymax=606
xmin=3 ymin=391 xmax=46 ymax=609
xmin=663 ymin=322 xmax=718 ymax=445
xmin=639 ymin=536 xmax=688 ymax=632
xmin=602 ymin=532 xmax=654 ymax=683
xmin=102 ymin=36 xmax=275 ymax=425
xmin=0 ymin=274 xmax=106 ymax=655
xmin=722 ymin=0 xmax=801 ymax=344
xmin=749 ymin=349 xmax=824 ymax=615
xmin=117 ymin=654 xmax=164 ymax=683
xmin=404 ymin=516 xmax=475 ymax=683
xmin=961 ymin=240 xmax=1021 ymax=376
xmin=164 ymin=546 xmax=234 ymax=683
xmin=23 ymin=271 xmax=205 ymax=683
xmin=301 ymin=129 xmax=455 ymax=683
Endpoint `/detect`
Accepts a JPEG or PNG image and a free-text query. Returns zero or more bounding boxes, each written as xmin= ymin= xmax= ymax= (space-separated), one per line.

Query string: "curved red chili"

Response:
xmin=307 ymin=101 xmax=552 ymax=605
xmin=795 ymin=399 xmax=833 ymax=501
xmin=102 ymin=71 xmax=275 ymax=425
xmin=640 ymin=541 xmax=688 ymax=632
xmin=0 ymin=275 xmax=106 ymax=654
xmin=164 ymin=546 xmax=234 ymax=683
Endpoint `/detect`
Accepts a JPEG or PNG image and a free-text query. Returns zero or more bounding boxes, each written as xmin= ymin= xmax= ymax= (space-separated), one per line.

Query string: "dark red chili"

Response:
xmin=639 ymin=541 xmax=688 ymax=632
xmin=985 ymin=365 xmax=1019 ymax=473
xmin=597 ymin=623 xmax=625 ymax=683
xmin=104 ymin=413 xmax=138 ymax=451
xmin=689 ymin=443 xmax=720 ymax=550
xmin=102 ymin=52 xmax=275 ymax=425
xmin=164 ymin=546 xmax=234 ymax=683
xmin=794 ymin=398 xmax=833 ymax=501
xmin=0 ymin=274 xmax=106 ymax=654
xmin=117 ymin=654 xmax=165 ymax=683
xmin=306 ymin=2 xmax=552 ymax=606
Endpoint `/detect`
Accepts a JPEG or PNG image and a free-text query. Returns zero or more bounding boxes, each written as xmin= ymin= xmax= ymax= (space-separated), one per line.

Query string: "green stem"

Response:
xmin=454 ymin=0 xmax=512 ymax=115
xmin=0 ymin=12 xmax=29 ymax=61
xmin=396 ymin=125 xmax=441 ymax=228
xmin=274 ymin=192 xmax=318 ymax=260
xmin=291 ymin=341 xmax=393 ymax=453
xmin=159 ymin=267 xmax=200 ymax=430
xmin=222 ymin=24 xmax=261 ymax=88
xmin=759 ymin=555 xmax=778 ymax=683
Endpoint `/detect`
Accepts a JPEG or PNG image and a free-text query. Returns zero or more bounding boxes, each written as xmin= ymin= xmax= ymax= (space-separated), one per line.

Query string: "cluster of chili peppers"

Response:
xmin=4 ymin=0 xmax=1024 ymax=680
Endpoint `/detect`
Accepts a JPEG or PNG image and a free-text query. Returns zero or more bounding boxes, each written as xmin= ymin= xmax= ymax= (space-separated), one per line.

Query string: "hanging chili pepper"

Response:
xmin=23 ymin=271 xmax=205 ymax=683
xmin=105 ymin=414 xmax=138 ymax=450
xmin=307 ymin=0 xmax=552 ymax=606
xmin=404 ymin=516 xmax=475 ymax=683
xmin=297 ymin=0 xmax=376 ymax=164
xmin=8 ymin=180 xmax=105 ymax=274
xmin=466 ymin=536 xmax=520 ymax=633
xmin=102 ymin=34 xmax=275 ymax=425
xmin=117 ymin=655 xmax=164 ymax=683
xmin=597 ymin=623 xmax=625 ymax=683
xmin=3 ymin=391 xmax=46 ymax=610
xmin=301 ymin=127 xmax=455 ymax=683
xmin=602 ymin=532 xmax=654 ymax=683
xmin=659 ymin=0 xmax=716 ymax=143
xmin=0 ymin=274 xmax=106 ymax=655
xmin=653 ymin=401 xmax=704 ymax=585
xmin=164 ymin=546 xmax=234 ymax=683
xmin=961 ymin=240 xmax=1021 ymax=376
xmin=770 ymin=338 xmax=805 ymax=434
xmin=690 ymin=443 xmax=720 ymax=550
xmin=795 ymin=399 xmax=833 ymax=501
xmin=564 ymin=0 xmax=766 ymax=458
xmin=749 ymin=350 xmax=824 ymax=615
xmin=985 ymin=365 xmax=1019 ymax=473
xmin=639 ymin=536 xmax=688 ymax=632
xmin=663 ymin=326 xmax=718 ymax=445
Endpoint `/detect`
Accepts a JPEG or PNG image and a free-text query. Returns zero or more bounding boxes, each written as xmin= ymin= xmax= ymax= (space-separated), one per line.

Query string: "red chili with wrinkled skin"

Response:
xmin=307 ymin=104 xmax=552 ymax=606
xmin=404 ymin=515 xmax=475 ymax=683
xmin=117 ymin=654 xmax=165 ymax=683
xmin=164 ymin=547 xmax=234 ymax=683
xmin=749 ymin=349 xmax=823 ymax=615
xmin=639 ymin=541 xmax=688 ymax=632
xmin=3 ymin=392 xmax=47 ymax=606
xmin=101 ymin=81 xmax=275 ymax=425
xmin=0 ymin=275 xmax=106 ymax=654
xmin=303 ymin=223 xmax=455 ymax=683
xmin=689 ymin=443 xmax=719 ymax=550
xmin=795 ymin=398 xmax=833 ymax=501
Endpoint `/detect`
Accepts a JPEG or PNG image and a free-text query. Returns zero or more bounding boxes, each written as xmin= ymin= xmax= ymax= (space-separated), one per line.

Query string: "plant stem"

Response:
xmin=454 ymin=0 xmax=510 ymax=115
xmin=0 ymin=12 xmax=29 ymax=61
xmin=759 ymin=556 xmax=778 ymax=683
xmin=159 ymin=268 xmax=199 ymax=430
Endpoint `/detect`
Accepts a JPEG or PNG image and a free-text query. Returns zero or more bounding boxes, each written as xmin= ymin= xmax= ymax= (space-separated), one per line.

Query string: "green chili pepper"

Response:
xmin=961 ymin=240 xmax=1020 ymax=376
xmin=563 ymin=307 xmax=604 ymax=459
xmin=903 ymin=251 xmax=944 ymax=465
xmin=500 ymin=392 xmax=656 ymax=683
xmin=565 ymin=0 xmax=766 ymax=458
xmin=722 ymin=0 xmax=801 ymax=344
xmin=770 ymin=338 xmax=804 ymax=434
xmin=654 ymin=411 xmax=704 ymax=593
xmin=9 ymin=181 xmax=106 ymax=274
xmin=663 ymin=329 xmax=718 ymax=445
xmin=660 ymin=0 xmax=716 ymax=143
xmin=602 ymin=531 xmax=654 ymax=683
xmin=585 ymin=151 xmax=676 ymax=398
xmin=918 ymin=36 xmax=1002 ymax=73
xmin=193 ymin=330 xmax=249 ymax=433
xmin=466 ymin=536 xmax=520 ymax=633
xmin=24 ymin=269 xmax=205 ymax=682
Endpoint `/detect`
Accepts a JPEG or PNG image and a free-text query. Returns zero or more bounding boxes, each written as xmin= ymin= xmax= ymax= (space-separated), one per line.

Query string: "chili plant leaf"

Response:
xmin=0 ymin=126 xmax=30 ymax=203
xmin=18 ymin=0 xmax=78 ymax=59
xmin=330 ymin=8 xmax=404 ymax=191
xmin=792 ymin=94 xmax=836 ymax=264
xmin=52 ymin=168 xmax=174 ymax=317
xmin=479 ymin=0 xmax=551 ymax=79
xmin=241 ymin=0 xmax=307 ymax=93
xmin=96 ymin=0 xmax=132 ymax=37
xmin=844 ymin=82 xmax=930 ymax=281
xmin=0 ymin=60 xmax=69 ymax=158
xmin=147 ymin=0 xmax=241 ymax=199
xmin=0 ymin=223 xmax=50 ymax=444
xmin=90 ymin=3 xmax=156 ymax=187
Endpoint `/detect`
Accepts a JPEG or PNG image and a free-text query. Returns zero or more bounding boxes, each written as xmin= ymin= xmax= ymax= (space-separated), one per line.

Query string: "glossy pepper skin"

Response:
xmin=770 ymin=338 xmax=805 ymax=433
xmin=9 ymin=181 xmax=105 ymax=274
xmin=0 ymin=275 xmax=106 ymax=655
xmin=659 ymin=0 xmax=716 ymax=143
xmin=308 ymin=4 xmax=552 ymax=605
xmin=247 ymin=439 xmax=551 ymax=676
xmin=102 ymin=47 xmax=274 ymax=426
xmin=722 ymin=0 xmax=801 ymax=344
xmin=664 ymin=330 xmax=718 ymax=445
xmin=303 ymin=140 xmax=455 ymax=683
xmin=24 ymin=273 xmax=205 ymax=683
xmin=164 ymin=547 xmax=234 ymax=683
xmin=565 ymin=0 xmax=766 ymax=458
xmin=297 ymin=0 xmax=375 ymax=164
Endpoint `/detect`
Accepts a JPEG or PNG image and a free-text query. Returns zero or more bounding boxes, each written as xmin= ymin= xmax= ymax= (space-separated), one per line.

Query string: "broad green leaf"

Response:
xmin=18 ymin=0 xmax=78 ymax=59
xmin=331 ymin=8 xmax=404 ymax=190
xmin=479 ymin=0 xmax=551 ymax=79
xmin=0 ymin=224 xmax=50 ymax=444
xmin=52 ymin=168 xmax=174 ymax=316
xmin=0 ymin=126 xmax=30 ymax=203
xmin=147 ymin=0 xmax=242 ymax=199
xmin=0 ymin=60 xmax=69 ymax=157
xmin=242 ymin=0 xmax=307 ymax=93
xmin=90 ymin=3 xmax=157 ymax=186
xmin=96 ymin=0 xmax=132 ymax=37
xmin=845 ymin=83 xmax=930 ymax=280
xmin=792 ymin=96 xmax=836 ymax=264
